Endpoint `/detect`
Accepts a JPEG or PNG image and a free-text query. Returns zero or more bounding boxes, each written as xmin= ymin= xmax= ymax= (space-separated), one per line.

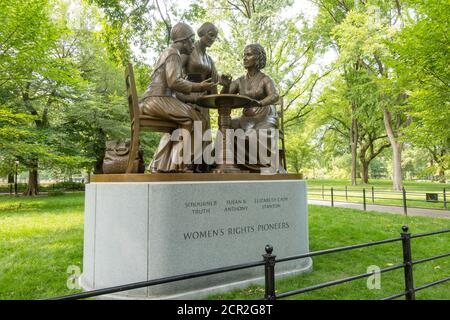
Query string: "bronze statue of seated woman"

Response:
xmin=221 ymin=43 xmax=282 ymax=173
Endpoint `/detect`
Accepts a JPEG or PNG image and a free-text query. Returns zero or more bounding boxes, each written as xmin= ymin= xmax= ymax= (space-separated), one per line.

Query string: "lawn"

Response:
xmin=0 ymin=192 xmax=449 ymax=300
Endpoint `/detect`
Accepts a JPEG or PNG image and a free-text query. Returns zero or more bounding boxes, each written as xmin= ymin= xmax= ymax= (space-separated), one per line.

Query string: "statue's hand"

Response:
xmin=199 ymin=78 xmax=217 ymax=91
xmin=250 ymin=100 xmax=262 ymax=107
xmin=193 ymin=92 xmax=206 ymax=103
xmin=219 ymin=74 xmax=232 ymax=87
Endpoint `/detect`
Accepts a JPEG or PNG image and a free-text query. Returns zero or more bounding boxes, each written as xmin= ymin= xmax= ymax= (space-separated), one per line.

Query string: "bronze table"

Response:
xmin=196 ymin=94 xmax=258 ymax=173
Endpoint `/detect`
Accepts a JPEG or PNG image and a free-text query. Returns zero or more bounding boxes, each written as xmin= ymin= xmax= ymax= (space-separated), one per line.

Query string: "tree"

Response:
xmin=317 ymin=1 xmax=411 ymax=189
xmin=390 ymin=0 xmax=450 ymax=182
xmin=1 ymin=0 xmax=130 ymax=194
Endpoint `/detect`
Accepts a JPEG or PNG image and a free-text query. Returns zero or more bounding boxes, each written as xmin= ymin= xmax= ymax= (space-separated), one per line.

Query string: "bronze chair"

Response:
xmin=276 ymin=98 xmax=287 ymax=172
xmin=125 ymin=63 xmax=178 ymax=173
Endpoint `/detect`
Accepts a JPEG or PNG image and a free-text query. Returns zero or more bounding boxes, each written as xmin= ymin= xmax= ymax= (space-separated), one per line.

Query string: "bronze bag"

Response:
xmin=102 ymin=140 xmax=145 ymax=174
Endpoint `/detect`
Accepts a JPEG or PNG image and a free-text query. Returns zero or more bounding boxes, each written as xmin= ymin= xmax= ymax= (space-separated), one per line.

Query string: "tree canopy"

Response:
xmin=1 ymin=0 xmax=448 ymax=194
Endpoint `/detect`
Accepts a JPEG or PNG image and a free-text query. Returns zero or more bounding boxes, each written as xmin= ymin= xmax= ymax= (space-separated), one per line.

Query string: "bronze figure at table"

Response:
xmin=141 ymin=22 xmax=281 ymax=173
xmin=176 ymin=22 xmax=222 ymax=172
xmin=219 ymin=43 xmax=280 ymax=173
xmin=139 ymin=22 xmax=215 ymax=173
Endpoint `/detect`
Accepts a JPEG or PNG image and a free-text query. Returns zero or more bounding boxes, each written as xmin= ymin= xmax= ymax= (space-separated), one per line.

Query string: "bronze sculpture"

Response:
xmin=103 ymin=139 xmax=145 ymax=174
xmin=178 ymin=22 xmax=220 ymax=116
xmin=140 ymin=22 xmax=215 ymax=172
xmin=176 ymin=22 xmax=221 ymax=172
xmin=221 ymin=44 xmax=280 ymax=172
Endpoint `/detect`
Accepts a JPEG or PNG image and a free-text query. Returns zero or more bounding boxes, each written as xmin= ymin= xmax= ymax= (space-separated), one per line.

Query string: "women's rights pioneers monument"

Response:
xmin=140 ymin=21 xmax=282 ymax=173
xmin=81 ymin=21 xmax=310 ymax=299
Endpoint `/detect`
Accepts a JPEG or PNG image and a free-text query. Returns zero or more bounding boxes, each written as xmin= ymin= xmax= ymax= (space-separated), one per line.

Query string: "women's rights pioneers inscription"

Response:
xmin=181 ymin=194 xmax=293 ymax=241
xmin=183 ymin=222 xmax=291 ymax=241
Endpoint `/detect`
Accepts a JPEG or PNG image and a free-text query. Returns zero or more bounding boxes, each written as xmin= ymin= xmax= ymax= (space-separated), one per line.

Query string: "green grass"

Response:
xmin=209 ymin=206 xmax=450 ymax=300
xmin=0 ymin=193 xmax=449 ymax=300
xmin=0 ymin=193 xmax=84 ymax=300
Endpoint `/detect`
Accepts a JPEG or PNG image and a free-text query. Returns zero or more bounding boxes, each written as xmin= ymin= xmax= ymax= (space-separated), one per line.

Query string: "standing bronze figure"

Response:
xmin=140 ymin=22 xmax=214 ymax=172
xmin=221 ymin=44 xmax=280 ymax=172
xmin=177 ymin=22 xmax=221 ymax=172
xmin=179 ymin=22 xmax=220 ymax=115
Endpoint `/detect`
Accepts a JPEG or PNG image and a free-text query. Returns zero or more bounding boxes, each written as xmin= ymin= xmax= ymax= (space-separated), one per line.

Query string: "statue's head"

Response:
xmin=243 ymin=44 xmax=266 ymax=70
xmin=171 ymin=22 xmax=195 ymax=54
xmin=197 ymin=22 xmax=218 ymax=48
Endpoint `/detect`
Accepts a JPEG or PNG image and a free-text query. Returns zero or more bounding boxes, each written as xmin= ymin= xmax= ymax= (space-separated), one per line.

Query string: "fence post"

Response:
xmin=371 ymin=186 xmax=374 ymax=204
xmin=345 ymin=186 xmax=348 ymax=201
xmin=402 ymin=187 xmax=408 ymax=216
xmin=263 ymin=244 xmax=276 ymax=300
xmin=444 ymin=188 xmax=447 ymax=210
xmin=331 ymin=187 xmax=334 ymax=207
xmin=363 ymin=188 xmax=367 ymax=211
xmin=401 ymin=226 xmax=415 ymax=300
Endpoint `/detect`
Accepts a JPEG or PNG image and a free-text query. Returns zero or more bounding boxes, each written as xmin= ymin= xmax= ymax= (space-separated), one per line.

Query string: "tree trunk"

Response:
xmin=94 ymin=155 xmax=104 ymax=174
xmin=438 ymin=168 xmax=446 ymax=183
xmin=391 ymin=141 xmax=403 ymax=190
xmin=23 ymin=159 xmax=39 ymax=196
xmin=360 ymin=158 xmax=369 ymax=184
xmin=383 ymin=108 xmax=403 ymax=191
xmin=350 ymin=117 xmax=358 ymax=186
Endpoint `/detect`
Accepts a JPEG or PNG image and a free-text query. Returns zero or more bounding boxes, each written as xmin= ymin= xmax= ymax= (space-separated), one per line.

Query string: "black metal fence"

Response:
xmin=308 ymin=186 xmax=448 ymax=214
xmin=48 ymin=226 xmax=449 ymax=300
xmin=0 ymin=181 xmax=85 ymax=195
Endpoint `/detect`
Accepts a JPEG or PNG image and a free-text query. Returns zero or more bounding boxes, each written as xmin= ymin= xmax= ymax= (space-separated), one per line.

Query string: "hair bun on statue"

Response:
xmin=245 ymin=43 xmax=267 ymax=70
xmin=197 ymin=22 xmax=218 ymax=37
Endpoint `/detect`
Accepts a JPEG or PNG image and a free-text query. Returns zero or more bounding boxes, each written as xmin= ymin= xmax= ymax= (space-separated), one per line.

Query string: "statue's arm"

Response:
xmin=165 ymin=54 xmax=210 ymax=94
xmin=175 ymin=92 xmax=196 ymax=103
xmin=165 ymin=54 xmax=193 ymax=94
xmin=259 ymin=76 xmax=279 ymax=106
xmin=221 ymin=78 xmax=239 ymax=94
xmin=209 ymin=58 xmax=219 ymax=94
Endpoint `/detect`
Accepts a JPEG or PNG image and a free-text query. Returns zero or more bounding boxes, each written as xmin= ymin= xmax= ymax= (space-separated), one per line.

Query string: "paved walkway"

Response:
xmin=308 ymin=199 xmax=450 ymax=219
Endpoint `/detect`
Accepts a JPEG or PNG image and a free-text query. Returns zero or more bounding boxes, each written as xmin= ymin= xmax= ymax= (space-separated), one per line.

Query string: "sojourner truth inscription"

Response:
xmin=184 ymin=196 xmax=290 ymax=215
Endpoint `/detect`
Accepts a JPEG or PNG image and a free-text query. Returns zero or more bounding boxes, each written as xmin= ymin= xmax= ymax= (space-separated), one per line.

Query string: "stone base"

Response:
xmin=82 ymin=175 xmax=311 ymax=299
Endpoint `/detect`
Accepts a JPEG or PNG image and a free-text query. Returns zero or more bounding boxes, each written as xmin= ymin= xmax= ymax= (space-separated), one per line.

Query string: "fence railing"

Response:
xmin=308 ymin=186 xmax=448 ymax=214
xmin=0 ymin=182 xmax=85 ymax=195
xmin=48 ymin=226 xmax=450 ymax=300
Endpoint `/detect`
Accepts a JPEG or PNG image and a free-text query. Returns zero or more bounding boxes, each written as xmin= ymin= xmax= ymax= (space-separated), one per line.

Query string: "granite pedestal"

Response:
xmin=81 ymin=174 xmax=311 ymax=299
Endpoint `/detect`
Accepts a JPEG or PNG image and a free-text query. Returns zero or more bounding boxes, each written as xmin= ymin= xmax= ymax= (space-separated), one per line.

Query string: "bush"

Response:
xmin=40 ymin=181 xmax=85 ymax=192
xmin=0 ymin=181 xmax=85 ymax=193
xmin=0 ymin=183 xmax=28 ymax=193
xmin=47 ymin=190 xmax=65 ymax=196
